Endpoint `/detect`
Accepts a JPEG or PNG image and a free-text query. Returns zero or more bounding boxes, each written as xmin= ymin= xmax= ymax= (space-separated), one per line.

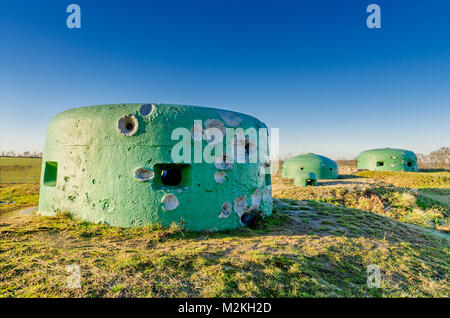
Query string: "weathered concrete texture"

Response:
xmin=282 ymin=153 xmax=339 ymax=180
xmin=357 ymin=148 xmax=418 ymax=172
xmin=38 ymin=104 xmax=272 ymax=231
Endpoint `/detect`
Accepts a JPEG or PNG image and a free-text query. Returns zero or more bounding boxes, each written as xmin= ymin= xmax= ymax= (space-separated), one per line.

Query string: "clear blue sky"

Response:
xmin=1 ymin=0 xmax=449 ymax=159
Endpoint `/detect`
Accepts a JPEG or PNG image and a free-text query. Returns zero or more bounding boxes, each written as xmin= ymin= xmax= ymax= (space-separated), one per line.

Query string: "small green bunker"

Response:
xmin=294 ymin=172 xmax=317 ymax=187
xmin=357 ymin=148 xmax=418 ymax=172
xmin=38 ymin=103 xmax=273 ymax=231
xmin=282 ymin=153 xmax=339 ymax=182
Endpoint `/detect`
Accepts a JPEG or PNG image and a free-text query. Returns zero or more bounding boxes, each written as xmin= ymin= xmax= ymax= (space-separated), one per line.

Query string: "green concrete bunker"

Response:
xmin=357 ymin=148 xmax=418 ymax=172
xmin=282 ymin=153 xmax=338 ymax=185
xmin=38 ymin=103 xmax=273 ymax=231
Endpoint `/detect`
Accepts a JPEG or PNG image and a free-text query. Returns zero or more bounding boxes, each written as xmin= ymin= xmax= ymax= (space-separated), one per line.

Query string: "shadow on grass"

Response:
xmin=418 ymin=168 xmax=449 ymax=172
xmin=338 ymin=174 xmax=366 ymax=180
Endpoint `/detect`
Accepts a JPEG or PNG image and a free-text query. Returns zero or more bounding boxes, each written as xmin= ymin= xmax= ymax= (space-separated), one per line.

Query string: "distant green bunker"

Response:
xmin=38 ymin=104 xmax=273 ymax=231
xmin=357 ymin=148 xmax=418 ymax=172
xmin=282 ymin=153 xmax=339 ymax=183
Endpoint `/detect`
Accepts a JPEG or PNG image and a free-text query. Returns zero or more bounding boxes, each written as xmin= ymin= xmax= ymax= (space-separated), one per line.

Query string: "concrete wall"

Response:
xmin=38 ymin=103 xmax=272 ymax=230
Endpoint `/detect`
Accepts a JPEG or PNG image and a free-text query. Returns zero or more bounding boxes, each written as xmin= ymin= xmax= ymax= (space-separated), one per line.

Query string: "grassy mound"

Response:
xmin=272 ymin=176 xmax=449 ymax=231
xmin=0 ymin=199 xmax=448 ymax=297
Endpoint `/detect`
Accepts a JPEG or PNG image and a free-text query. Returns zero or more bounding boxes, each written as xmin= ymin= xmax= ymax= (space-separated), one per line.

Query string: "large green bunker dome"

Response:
xmin=282 ymin=153 xmax=339 ymax=180
xmin=357 ymin=148 xmax=418 ymax=172
xmin=38 ymin=103 xmax=272 ymax=231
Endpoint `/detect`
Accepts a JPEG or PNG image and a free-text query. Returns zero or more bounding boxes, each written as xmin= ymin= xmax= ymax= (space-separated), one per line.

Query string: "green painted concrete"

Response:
xmin=294 ymin=172 xmax=317 ymax=187
xmin=282 ymin=153 xmax=338 ymax=180
xmin=357 ymin=148 xmax=418 ymax=172
xmin=38 ymin=103 xmax=272 ymax=231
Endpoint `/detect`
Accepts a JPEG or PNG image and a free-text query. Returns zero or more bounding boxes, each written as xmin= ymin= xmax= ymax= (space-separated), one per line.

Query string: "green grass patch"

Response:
xmin=0 ymin=157 xmax=42 ymax=183
xmin=354 ymin=170 xmax=450 ymax=189
xmin=0 ymin=183 xmax=40 ymax=214
xmin=1 ymin=201 xmax=448 ymax=298
xmin=272 ymin=175 xmax=449 ymax=232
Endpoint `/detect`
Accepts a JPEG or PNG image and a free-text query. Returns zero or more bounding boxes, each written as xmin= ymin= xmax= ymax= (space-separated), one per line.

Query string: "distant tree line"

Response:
xmin=0 ymin=150 xmax=43 ymax=158
xmin=0 ymin=147 xmax=448 ymax=169
xmin=417 ymin=147 xmax=449 ymax=170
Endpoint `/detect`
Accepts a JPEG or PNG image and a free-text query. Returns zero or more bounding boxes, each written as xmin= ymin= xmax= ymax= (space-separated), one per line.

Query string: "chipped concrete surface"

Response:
xmin=38 ymin=103 xmax=272 ymax=231
xmin=161 ymin=193 xmax=179 ymax=211
xmin=214 ymin=171 xmax=226 ymax=183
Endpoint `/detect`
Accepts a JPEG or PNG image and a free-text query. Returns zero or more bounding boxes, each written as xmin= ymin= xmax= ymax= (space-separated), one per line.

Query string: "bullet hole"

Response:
xmin=135 ymin=168 xmax=154 ymax=181
xmin=117 ymin=115 xmax=138 ymax=136
xmin=140 ymin=104 xmax=154 ymax=116
xmin=214 ymin=171 xmax=226 ymax=183
xmin=233 ymin=196 xmax=248 ymax=217
xmin=161 ymin=194 xmax=179 ymax=211
xmin=161 ymin=168 xmax=182 ymax=186
xmin=190 ymin=122 xmax=203 ymax=141
xmin=217 ymin=110 xmax=243 ymax=127
xmin=204 ymin=119 xmax=225 ymax=144
xmin=376 ymin=161 xmax=384 ymax=167
xmin=300 ymin=167 xmax=304 ymax=170
xmin=329 ymin=168 xmax=333 ymax=171
xmin=263 ymin=186 xmax=272 ymax=204
xmin=154 ymin=164 xmax=191 ymax=188
xmin=219 ymin=202 xmax=232 ymax=218
xmin=245 ymin=140 xmax=250 ymax=158
xmin=265 ymin=173 xmax=271 ymax=185
xmin=214 ymin=153 xmax=233 ymax=170
xmin=240 ymin=206 xmax=262 ymax=228
xmin=407 ymin=161 xmax=413 ymax=167
xmin=251 ymin=188 xmax=262 ymax=207
xmin=233 ymin=136 xmax=256 ymax=163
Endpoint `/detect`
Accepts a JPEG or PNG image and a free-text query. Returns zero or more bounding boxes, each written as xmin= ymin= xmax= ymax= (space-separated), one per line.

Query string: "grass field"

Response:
xmin=0 ymin=158 xmax=449 ymax=297
xmin=0 ymin=157 xmax=41 ymax=214
xmin=0 ymin=157 xmax=41 ymax=184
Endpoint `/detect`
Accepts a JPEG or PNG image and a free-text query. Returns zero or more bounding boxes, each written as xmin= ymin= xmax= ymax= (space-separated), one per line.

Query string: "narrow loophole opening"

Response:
xmin=161 ymin=168 xmax=182 ymax=186
xmin=154 ymin=164 xmax=191 ymax=189
xmin=43 ymin=161 xmax=58 ymax=187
